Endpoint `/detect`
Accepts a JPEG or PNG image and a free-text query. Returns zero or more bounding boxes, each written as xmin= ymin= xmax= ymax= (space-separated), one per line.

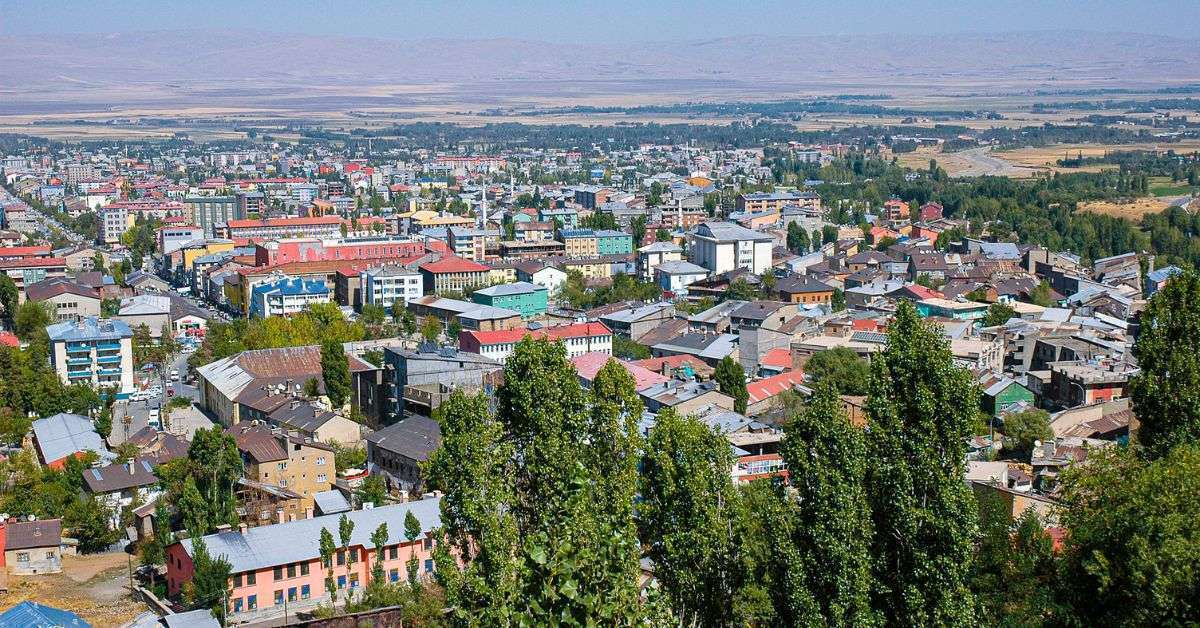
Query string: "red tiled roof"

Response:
xmin=904 ymin=284 xmax=943 ymax=300
xmin=420 ymin=256 xmax=489 ymax=274
xmin=852 ymin=318 xmax=882 ymax=332
xmin=0 ymin=331 xmax=18 ymax=347
xmin=571 ymin=351 xmax=669 ymax=391
xmin=0 ymin=257 xmax=65 ymax=269
xmin=0 ymin=245 xmax=51 ymax=257
xmin=464 ymin=322 xmax=611 ymax=346
xmin=747 ymin=370 xmax=807 ymax=404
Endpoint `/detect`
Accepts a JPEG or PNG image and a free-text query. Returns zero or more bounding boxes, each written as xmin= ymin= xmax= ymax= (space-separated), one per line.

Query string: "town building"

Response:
xmin=228 ymin=424 xmax=335 ymax=512
xmin=46 ymin=317 xmax=134 ymax=392
xmin=360 ymin=265 xmax=424 ymax=309
xmin=186 ymin=196 xmax=241 ymax=237
xmin=418 ymin=257 xmax=490 ymax=294
xmin=2 ymin=519 xmax=65 ymax=575
xmin=366 ymin=415 xmax=441 ymax=495
xmin=458 ymin=322 xmax=613 ymax=363
xmin=690 ymin=222 xmax=774 ymax=275
xmin=24 ymin=278 xmax=101 ymax=321
xmin=250 ymin=276 xmax=331 ymax=318
xmin=470 ymin=282 xmax=548 ymax=318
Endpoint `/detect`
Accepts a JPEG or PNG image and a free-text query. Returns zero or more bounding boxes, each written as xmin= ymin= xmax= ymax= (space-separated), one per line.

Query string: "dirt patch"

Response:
xmin=0 ymin=553 xmax=149 ymax=627
xmin=1078 ymin=197 xmax=1170 ymax=221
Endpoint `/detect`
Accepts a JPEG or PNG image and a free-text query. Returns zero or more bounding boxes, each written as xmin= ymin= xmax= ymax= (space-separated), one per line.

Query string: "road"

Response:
xmin=950 ymin=146 xmax=1042 ymax=179
xmin=110 ymin=350 xmax=203 ymax=445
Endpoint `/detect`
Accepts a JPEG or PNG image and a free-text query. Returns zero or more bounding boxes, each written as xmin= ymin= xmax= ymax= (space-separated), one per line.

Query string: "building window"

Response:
xmin=301 ymin=584 xmax=310 ymax=599
xmin=388 ymin=546 xmax=398 ymax=560
xmin=233 ymin=574 xmax=242 ymax=588
xmin=349 ymin=573 xmax=359 ymax=589
xmin=300 ymin=562 xmax=309 ymax=576
xmin=336 ymin=550 xmax=345 ymax=566
xmin=273 ymin=566 xmax=283 ymax=580
xmin=247 ymin=572 xmax=256 ymax=585
xmin=287 ymin=564 xmax=296 ymax=579
xmin=274 ymin=590 xmax=284 ymax=606
xmin=337 ymin=575 xmax=347 ymax=589
xmin=288 ymin=587 xmax=297 ymax=602
xmin=16 ymin=552 xmax=29 ymax=562
xmin=423 ymin=537 xmax=432 ymax=550
xmin=233 ymin=598 xmax=243 ymax=613
xmin=424 ymin=559 xmax=434 ymax=573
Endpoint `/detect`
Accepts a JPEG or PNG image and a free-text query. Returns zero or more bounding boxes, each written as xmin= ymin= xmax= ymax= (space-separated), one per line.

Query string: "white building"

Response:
xmin=690 ymin=222 xmax=773 ymax=275
xmin=637 ymin=241 xmax=683 ymax=281
xmin=46 ymin=317 xmax=135 ymax=394
xmin=361 ymin=265 xmax=424 ymax=309
xmin=655 ymin=260 xmax=710 ymax=294
xmin=458 ymin=322 xmax=612 ymax=363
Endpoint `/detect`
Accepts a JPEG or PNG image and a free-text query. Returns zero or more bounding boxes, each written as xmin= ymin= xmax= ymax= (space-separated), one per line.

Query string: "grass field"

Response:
xmin=1148 ymin=176 xmax=1197 ymax=197
xmin=1077 ymin=197 xmax=1171 ymax=221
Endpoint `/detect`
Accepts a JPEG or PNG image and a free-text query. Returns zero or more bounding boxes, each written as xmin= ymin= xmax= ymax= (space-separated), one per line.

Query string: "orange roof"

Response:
xmin=759 ymin=348 xmax=793 ymax=370
xmin=464 ymin=322 xmax=611 ymax=346
xmin=0 ymin=245 xmax=51 ymax=257
xmin=420 ymin=256 xmax=489 ymax=274
xmin=0 ymin=331 xmax=18 ymax=348
xmin=747 ymin=370 xmax=807 ymax=404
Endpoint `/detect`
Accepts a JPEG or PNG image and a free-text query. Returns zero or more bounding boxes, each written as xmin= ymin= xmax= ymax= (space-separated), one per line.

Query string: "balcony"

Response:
xmin=67 ymin=357 xmax=93 ymax=366
xmin=95 ymin=355 xmax=122 ymax=365
xmin=97 ymin=368 xmax=123 ymax=376
xmin=67 ymin=371 xmax=93 ymax=379
xmin=96 ymin=341 xmax=122 ymax=351
xmin=66 ymin=344 xmax=92 ymax=354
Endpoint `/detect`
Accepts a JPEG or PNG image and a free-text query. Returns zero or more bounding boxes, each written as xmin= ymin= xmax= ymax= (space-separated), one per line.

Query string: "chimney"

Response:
xmin=127 ymin=462 xmax=135 ymax=475
xmin=238 ymin=522 xmax=248 ymax=535
xmin=276 ymin=507 xmax=285 ymax=525
xmin=305 ymin=507 xmax=314 ymax=520
xmin=215 ymin=524 xmax=232 ymax=533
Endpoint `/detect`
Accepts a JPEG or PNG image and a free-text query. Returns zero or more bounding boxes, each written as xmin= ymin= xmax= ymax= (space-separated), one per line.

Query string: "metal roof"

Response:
xmin=31 ymin=413 xmax=106 ymax=464
xmin=46 ymin=317 xmax=131 ymax=342
xmin=0 ymin=601 xmax=88 ymax=628
xmin=180 ymin=497 xmax=443 ymax=574
xmin=312 ymin=489 xmax=352 ymax=515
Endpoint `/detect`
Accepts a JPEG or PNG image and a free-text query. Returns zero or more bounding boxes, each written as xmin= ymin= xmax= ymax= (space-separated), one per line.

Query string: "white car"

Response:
xmin=169 ymin=369 xmax=180 ymax=381
xmin=129 ymin=390 xmax=150 ymax=402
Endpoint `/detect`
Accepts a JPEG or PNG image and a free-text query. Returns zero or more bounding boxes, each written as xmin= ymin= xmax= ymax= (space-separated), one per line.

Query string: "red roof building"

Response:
xmin=746 ymin=370 xmax=808 ymax=412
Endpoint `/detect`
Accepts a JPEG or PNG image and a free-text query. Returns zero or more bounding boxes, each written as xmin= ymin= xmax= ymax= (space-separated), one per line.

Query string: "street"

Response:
xmin=109 ymin=350 xmax=204 ymax=445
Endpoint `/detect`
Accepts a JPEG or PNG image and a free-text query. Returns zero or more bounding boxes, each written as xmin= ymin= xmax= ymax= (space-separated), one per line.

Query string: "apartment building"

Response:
xmin=458 ymin=322 xmax=613 ymax=363
xmin=360 ymin=264 xmax=423 ymax=309
xmin=470 ymin=281 xmax=548 ymax=318
xmin=228 ymin=424 xmax=335 ymax=509
xmin=186 ymin=196 xmax=241 ymax=237
xmin=46 ymin=317 xmax=134 ymax=392
xmin=690 ymin=222 xmax=774 ymax=275
xmin=250 ymin=276 xmax=331 ymax=318
xmin=737 ymin=190 xmax=821 ymax=213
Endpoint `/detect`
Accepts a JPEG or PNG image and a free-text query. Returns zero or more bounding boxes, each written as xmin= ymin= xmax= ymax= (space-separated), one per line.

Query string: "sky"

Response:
xmin=1 ymin=0 xmax=1198 ymax=41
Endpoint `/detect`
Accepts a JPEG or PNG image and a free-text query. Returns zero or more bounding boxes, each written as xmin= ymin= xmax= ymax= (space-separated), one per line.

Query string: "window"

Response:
xmin=16 ymin=552 xmax=28 ymax=562
xmin=301 ymin=584 xmax=310 ymax=600
xmin=336 ymin=550 xmax=345 ymax=566
xmin=348 ymin=549 xmax=356 ymax=564
xmin=349 ymin=573 xmax=359 ymax=589
xmin=247 ymin=572 xmax=256 ymax=585
xmin=316 ymin=457 xmax=326 ymax=466
xmin=317 ymin=474 xmax=327 ymax=483
xmin=288 ymin=587 xmax=297 ymax=602
xmin=300 ymin=562 xmax=309 ymax=576
xmin=389 ymin=568 xmax=399 ymax=582
xmin=337 ymin=575 xmax=347 ymax=589
xmin=233 ymin=598 xmax=243 ymax=613
xmin=274 ymin=590 xmax=284 ymax=606
xmin=45 ymin=551 xmax=54 ymax=559
xmin=233 ymin=574 xmax=242 ymax=588
xmin=388 ymin=546 xmax=398 ymax=560
xmin=287 ymin=564 xmax=296 ymax=579
xmin=273 ymin=566 xmax=283 ymax=580
xmin=424 ymin=559 xmax=434 ymax=573
xmin=423 ymin=537 xmax=433 ymax=550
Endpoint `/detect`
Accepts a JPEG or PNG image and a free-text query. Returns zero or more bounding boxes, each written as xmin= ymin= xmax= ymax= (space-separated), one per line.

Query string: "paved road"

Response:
xmin=951 ymin=146 xmax=1041 ymax=178
xmin=110 ymin=350 xmax=202 ymax=444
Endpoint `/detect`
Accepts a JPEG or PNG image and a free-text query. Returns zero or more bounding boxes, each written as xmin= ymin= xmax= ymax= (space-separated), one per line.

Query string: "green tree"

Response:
xmin=822 ymin=224 xmax=838 ymax=245
xmin=1029 ymin=280 xmax=1055 ymax=307
xmin=982 ymin=302 xmax=1017 ymax=327
xmin=427 ymin=340 xmax=644 ymax=624
xmin=831 ymin=287 xmax=846 ymax=312
xmin=64 ymin=495 xmax=119 ymax=553
xmin=1001 ymin=409 xmax=1052 ymax=458
xmin=630 ymin=214 xmax=648 ymax=244
xmin=640 ymin=408 xmax=743 ymax=626
xmin=404 ymin=510 xmax=422 ymax=585
xmin=360 ymin=303 xmax=386 ymax=325
xmin=865 ymin=300 xmax=978 ymax=626
xmin=714 ymin=355 xmax=749 ymax=414
xmin=321 ymin=339 xmax=351 ymax=408
xmin=971 ymin=491 xmax=1057 ymax=626
xmin=303 ymin=377 xmax=321 ymax=398
xmin=356 ymin=474 xmax=387 ymax=507
xmin=724 ymin=278 xmax=758 ymax=302
xmin=370 ymin=522 xmax=389 ymax=583
xmin=14 ymin=299 xmax=52 ymax=341
xmin=1055 ymin=444 xmax=1200 ymax=625
xmin=320 ymin=527 xmax=338 ymax=605
xmin=786 ymin=222 xmax=809 ymax=254
xmin=0 ymin=274 xmax=17 ymax=325
xmin=391 ymin=300 xmax=404 ymax=324
xmin=804 ymin=347 xmax=870 ymax=396
xmin=187 ymin=536 xmax=232 ymax=623
xmin=402 ymin=309 xmax=417 ymax=336
xmin=778 ymin=383 xmax=877 ymax=626
xmin=447 ymin=318 xmax=462 ymax=342
xmin=420 ymin=316 xmax=442 ymax=343
xmin=1129 ymin=269 xmax=1200 ymax=459
xmin=655 ymin=227 xmax=671 ymax=242
xmin=139 ymin=532 xmax=171 ymax=592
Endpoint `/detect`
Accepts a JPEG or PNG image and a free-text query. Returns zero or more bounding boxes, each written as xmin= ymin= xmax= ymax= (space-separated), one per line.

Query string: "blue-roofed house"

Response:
xmin=249 ymin=276 xmax=330 ymax=318
xmin=31 ymin=412 xmax=109 ymax=470
xmin=0 ymin=601 xmax=89 ymax=627
xmin=47 ymin=316 xmax=134 ymax=393
xmin=1146 ymin=265 xmax=1183 ymax=296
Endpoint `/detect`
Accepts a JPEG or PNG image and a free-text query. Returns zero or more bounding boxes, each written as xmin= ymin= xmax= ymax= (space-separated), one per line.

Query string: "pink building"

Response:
xmin=166 ymin=497 xmax=442 ymax=620
xmin=223 ymin=216 xmax=346 ymax=241
xmin=253 ymin=237 xmax=435 ymax=266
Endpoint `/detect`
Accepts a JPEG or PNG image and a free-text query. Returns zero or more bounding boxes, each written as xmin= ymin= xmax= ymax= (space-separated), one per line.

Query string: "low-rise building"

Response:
xmin=470 ymin=281 xmax=548 ymax=318
xmin=82 ymin=459 xmax=161 ymax=529
xmin=24 ymin=278 xmax=101 ymax=321
xmin=229 ymin=424 xmax=335 ymax=511
xmin=366 ymin=415 xmax=441 ymax=495
xmin=458 ymin=322 xmax=612 ymax=363
xmin=419 ymin=257 xmax=490 ymax=294
xmin=360 ymin=265 xmax=423 ymax=309
xmin=250 ymin=277 xmax=331 ymax=318
xmin=3 ymin=519 xmax=64 ymax=575
xmin=690 ymin=222 xmax=773 ymax=275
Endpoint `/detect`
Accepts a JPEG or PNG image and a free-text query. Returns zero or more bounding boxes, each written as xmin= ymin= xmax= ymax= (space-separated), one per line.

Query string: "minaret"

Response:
xmin=480 ymin=181 xmax=487 ymax=229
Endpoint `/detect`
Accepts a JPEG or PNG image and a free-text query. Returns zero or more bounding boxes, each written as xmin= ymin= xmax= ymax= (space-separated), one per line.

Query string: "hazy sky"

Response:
xmin=2 ymin=0 xmax=1198 ymax=41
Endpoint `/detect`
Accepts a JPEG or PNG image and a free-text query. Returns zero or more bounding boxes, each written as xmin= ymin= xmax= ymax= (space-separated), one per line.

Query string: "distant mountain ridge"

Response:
xmin=3 ymin=29 xmax=1199 ymax=88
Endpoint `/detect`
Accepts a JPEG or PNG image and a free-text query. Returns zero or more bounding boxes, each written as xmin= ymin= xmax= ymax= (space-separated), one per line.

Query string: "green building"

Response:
xmin=982 ymin=376 xmax=1035 ymax=416
xmin=596 ymin=229 xmax=634 ymax=255
xmin=471 ymin=281 xmax=549 ymax=318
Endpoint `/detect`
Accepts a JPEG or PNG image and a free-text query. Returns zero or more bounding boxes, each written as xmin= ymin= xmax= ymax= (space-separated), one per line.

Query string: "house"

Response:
xmin=690 ymin=222 xmax=774 ymax=275
xmin=637 ymin=241 xmax=683 ymax=281
xmin=599 ymin=303 xmax=676 ymax=341
xmin=166 ymin=498 xmax=444 ymax=618
xmin=640 ymin=379 xmax=734 ymax=416
xmin=775 ymin=275 xmax=834 ymax=305
xmin=82 ymin=459 xmax=161 ymax=529
xmin=237 ymin=387 xmax=363 ymax=445
xmin=980 ymin=375 xmax=1035 ymax=416
xmin=0 ymin=601 xmax=87 ymax=627
xmin=228 ymin=424 xmax=335 ymax=513
xmin=654 ymin=261 xmax=710 ymax=294
xmin=471 ymin=282 xmax=548 ymax=318
xmin=46 ymin=317 xmax=134 ymax=393
xmin=312 ymin=489 xmax=352 ymax=517
xmin=1044 ymin=360 xmax=1134 ymax=410
xmin=745 ymin=370 xmax=808 ymax=416
xmin=196 ymin=346 xmax=325 ymax=427
xmin=651 ymin=332 xmax=739 ymax=367
xmin=916 ymin=297 xmax=988 ymax=321
xmin=1145 ymin=265 xmax=1182 ymax=296
xmin=366 ymin=415 xmax=442 ymax=495
xmin=24 ymin=278 xmax=101 ymax=321
xmin=3 ymin=520 xmax=64 ymax=575
xmin=514 ymin=261 xmax=568 ymax=296
xmin=382 ymin=345 xmax=501 ymax=420
xmin=250 ymin=277 xmax=330 ymax=318
xmin=571 ymin=351 xmax=670 ymax=392
xmin=458 ymin=322 xmax=612 ymax=363
xmin=31 ymin=413 xmax=108 ymax=469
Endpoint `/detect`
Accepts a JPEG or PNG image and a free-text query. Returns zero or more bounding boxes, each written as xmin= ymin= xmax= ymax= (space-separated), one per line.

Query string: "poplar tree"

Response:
xmin=865 ymin=300 xmax=978 ymax=626
xmin=639 ymin=408 xmax=744 ymax=627
xmin=1129 ymin=268 xmax=1200 ymax=459
xmin=321 ymin=339 xmax=351 ymax=408
xmin=714 ymin=355 xmax=749 ymax=414
xmin=779 ymin=382 xmax=877 ymax=627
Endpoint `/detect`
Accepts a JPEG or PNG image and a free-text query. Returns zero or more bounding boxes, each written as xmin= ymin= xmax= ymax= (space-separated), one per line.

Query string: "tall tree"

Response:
xmin=0 ymin=274 xmax=17 ymax=325
xmin=865 ymin=300 xmax=978 ymax=626
xmin=714 ymin=355 xmax=749 ymax=414
xmin=427 ymin=339 xmax=644 ymax=623
xmin=639 ymin=408 xmax=743 ymax=626
xmin=805 ymin=347 xmax=870 ymax=395
xmin=1129 ymin=269 xmax=1200 ymax=459
xmin=404 ymin=511 xmax=422 ymax=585
xmin=187 ymin=536 xmax=232 ymax=622
xmin=778 ymin=382 xmax=877 ymax=626
xmin=321 ymin=339 xmax=351 ymax=408
xmin=320 ymin=527 xmax=338 ymax=606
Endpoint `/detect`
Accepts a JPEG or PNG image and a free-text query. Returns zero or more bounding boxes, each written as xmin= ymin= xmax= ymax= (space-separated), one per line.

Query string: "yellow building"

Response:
xmin=181 ymin=239 xmax=236 ymax=273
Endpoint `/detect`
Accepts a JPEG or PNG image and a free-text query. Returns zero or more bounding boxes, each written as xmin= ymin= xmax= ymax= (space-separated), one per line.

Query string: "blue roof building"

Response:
xmin=0 ymin=601 xmax=90 ymax=627
xmin=249 ymin=276 xmax=330 ymax=318
xmin=46 ymin=317 xmax=134 ymax=393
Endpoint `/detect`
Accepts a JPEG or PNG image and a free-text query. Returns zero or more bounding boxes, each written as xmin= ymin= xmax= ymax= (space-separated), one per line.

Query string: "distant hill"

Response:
xmin=1 ymin=29 xmax=1198 ymax=114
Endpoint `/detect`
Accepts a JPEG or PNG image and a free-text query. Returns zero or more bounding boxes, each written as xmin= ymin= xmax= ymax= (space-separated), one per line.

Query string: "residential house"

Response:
xmin=228 ymin=424 xmax=335 ymax=512
xmin=599 ymin=303 xmax=676 ymax=341
xmin=3 ymin=520 xmax=64 ymax=575
xmin=82 ymin=459 xmax=161 ymax=529
xmin=366 ymin=415 xmax=442 ymax=495
xmin=419 ymin=257 xmax=490 ymax=294
xmin=690 ymin=222 xmax=773 ymax=275
xmin=458 ymin=322 xmax=612 ymax=363
xmin=470 ymin=282 xmax=548 ymax=318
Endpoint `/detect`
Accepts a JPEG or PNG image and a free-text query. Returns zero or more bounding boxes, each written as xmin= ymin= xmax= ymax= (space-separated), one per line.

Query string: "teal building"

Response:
xmin=596 ymin=229 xmax=634 ymax=255
xmin=471 ymin=281 xmax=549 ymax=318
